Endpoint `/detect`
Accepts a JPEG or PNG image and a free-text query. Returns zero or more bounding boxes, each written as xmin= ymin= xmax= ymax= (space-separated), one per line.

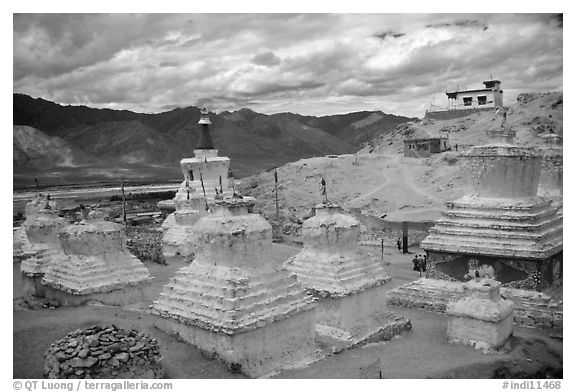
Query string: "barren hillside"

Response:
xmin=239 ymin=92 xmax=563 ymax=229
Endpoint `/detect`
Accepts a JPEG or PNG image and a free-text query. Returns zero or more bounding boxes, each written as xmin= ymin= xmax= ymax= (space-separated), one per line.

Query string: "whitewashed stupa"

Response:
xmin=19 ymin=197 xmax=67 ymax=297
xmin=161 ymin=190 xmax=207 ymax=264
xmin=285 ymin=202 xmax=410 ymax=351
xmin=161 ymin=107 xmax=231 ymax=263
xmin=422 ymin=127 xmax=563 ymax=291
xmin=152 ymin=196 xmax=318 ymax=377
xmin=42 ymin=213 xmax=152 ymax=306
xmin=447 ymin=278 xmax=514 ymax=351
xmin=14 ymin=194 xmax=59 ymax=263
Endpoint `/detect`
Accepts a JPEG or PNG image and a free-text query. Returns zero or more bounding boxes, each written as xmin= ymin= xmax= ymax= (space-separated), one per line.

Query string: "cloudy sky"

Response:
xmin=13 ymin=13 xmax=563 ymax=117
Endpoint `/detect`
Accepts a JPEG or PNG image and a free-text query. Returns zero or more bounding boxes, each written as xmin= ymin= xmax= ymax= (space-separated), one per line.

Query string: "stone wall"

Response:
xmin=459 ymin=146 xmax=541 ymax=199
xmin=386 ymin=279 xmax=562 ymax=333
xmin=539 ymin=150 xmax=563 ymax=198
xmin=424 ymin=107 xmax=493 ymax=121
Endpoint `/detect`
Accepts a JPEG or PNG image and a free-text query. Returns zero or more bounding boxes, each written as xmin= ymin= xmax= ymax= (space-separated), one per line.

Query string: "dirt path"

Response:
xmin=398 ymin=164 xmax=442 ymax=204
xmin=348 ymin=157 xmax=441 ymax=213
xmin=348 ymin=162 xmax=391 ymax=205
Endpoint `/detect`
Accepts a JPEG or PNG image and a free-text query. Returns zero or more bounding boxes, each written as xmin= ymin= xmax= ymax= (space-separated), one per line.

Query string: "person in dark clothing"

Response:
xmin=397 ymin=238 xmax=402 ymax=251
xmin=418 ymin=256 xmax=426 ymax=276
xmin=412 ymin=256 xmax=419 ymax=271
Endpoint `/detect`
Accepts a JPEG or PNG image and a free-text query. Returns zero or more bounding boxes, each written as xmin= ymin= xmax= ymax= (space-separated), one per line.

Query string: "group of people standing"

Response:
xmin=412 ymin=254 xmax=427 ymax=276
xmin=395 ymin=238 xmax=427 ymax=276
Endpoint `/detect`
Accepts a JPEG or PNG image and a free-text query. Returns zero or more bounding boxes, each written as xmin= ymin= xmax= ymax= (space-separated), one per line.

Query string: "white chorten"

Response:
xmin=175 ymin=107 xmax=231 ymax=202
xmin=42 ymin=217 xmax=152 ymax=306
xmin=14 ymin=194 xmax=59 ymax=263
xmin=20 ymin=200 xmax=67 ymax=297
xmin=447 ymin=278 xmax=514 ymax=351
xmin=152 ymin=197 xmax=318 ymax=377
xmin=286 ymin=203 xmax=410 ymax=350
xmin=422 ymin=127 xmax=563 ymax=290
xmin=161 ymin=107 xmax=232 ymax=263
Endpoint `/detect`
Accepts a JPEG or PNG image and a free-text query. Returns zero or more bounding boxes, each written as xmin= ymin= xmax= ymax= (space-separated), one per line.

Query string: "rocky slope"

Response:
xmin=13 ymin=126 xmax=99 ymax=170
xmin=239 ymin=92 xmax=563 ymax=229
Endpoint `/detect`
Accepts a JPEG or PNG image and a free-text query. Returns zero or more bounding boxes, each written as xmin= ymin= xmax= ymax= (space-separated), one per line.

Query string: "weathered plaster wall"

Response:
xmin=460 ymin=145 xmax=541 ymax=199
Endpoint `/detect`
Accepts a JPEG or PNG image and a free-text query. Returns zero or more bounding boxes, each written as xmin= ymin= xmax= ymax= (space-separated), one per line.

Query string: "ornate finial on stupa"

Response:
xmin=198 ymin=107 xmax=212 ymax=125
xmin=196 ymin=106 xmax=215 ymax=150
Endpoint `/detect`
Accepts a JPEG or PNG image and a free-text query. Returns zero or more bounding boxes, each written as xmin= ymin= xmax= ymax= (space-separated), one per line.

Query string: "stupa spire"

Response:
xmin=196 ymin=107 xmax=215 ymax=150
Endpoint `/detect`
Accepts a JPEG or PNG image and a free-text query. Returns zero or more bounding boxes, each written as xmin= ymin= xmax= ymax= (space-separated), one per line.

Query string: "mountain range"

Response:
xmin=13 ymin=93 xmax=414 ymax=188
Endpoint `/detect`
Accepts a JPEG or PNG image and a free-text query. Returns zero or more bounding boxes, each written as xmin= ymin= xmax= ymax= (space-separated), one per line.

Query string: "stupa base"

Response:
xmin=43 ymin=281 xmax=152 ymax=307
xmin=13 ymin=227 xmax=34 ymax=263
xmin=153 ymin=308 xmax=320 ymax=378
xmin=313 ymin=285 xmax=411 ymax=352
xmin=447 ymin=314 xmax=514 ymax=351
xmin=386 ymin=278 xmax=563 ymax=332
xmin=426 ymin=251 xmax=563 ymax=291
xmin=22 ymin=274 xmax=46 ymax=298
xmin=446 ymin=279 xmax=515 ymax=352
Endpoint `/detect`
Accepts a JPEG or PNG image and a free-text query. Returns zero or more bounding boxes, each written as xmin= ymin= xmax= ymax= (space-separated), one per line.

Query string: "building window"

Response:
xmin=478 ymin=96 xmax=487 ymax=105
xmin=463 ymin=97 xmax=472 ymax=106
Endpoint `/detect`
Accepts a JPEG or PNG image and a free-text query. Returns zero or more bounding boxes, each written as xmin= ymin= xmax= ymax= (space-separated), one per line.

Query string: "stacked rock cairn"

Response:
xmin=44 ymin=325 xmax=164 ymax=379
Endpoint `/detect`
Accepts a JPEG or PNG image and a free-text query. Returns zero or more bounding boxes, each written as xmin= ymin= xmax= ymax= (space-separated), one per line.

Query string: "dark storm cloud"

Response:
xmin=372 ymin=30 xmax=406 ymax=41
xmin=13 ymin=13 xmax=563 ymax=117
xmin=13 ymin=14 xmax=197 ymax=80
xmin=159 ymin=61 xmax=180 ymax=68
xmin=426 ymin=19 xmax=488 ymax=30
xmin=251 ymin=52 xmax=281 ymax=66
xmin=551 ymin=14 xmax=563 ymax=28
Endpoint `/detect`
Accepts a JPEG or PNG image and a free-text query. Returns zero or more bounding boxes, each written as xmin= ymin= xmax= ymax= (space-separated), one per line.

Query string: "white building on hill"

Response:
xmin=446 ymin=80 xmax=503 ymax=110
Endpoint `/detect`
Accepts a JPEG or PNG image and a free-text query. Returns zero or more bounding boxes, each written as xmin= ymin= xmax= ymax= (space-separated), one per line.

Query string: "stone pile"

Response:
xmin=126 ymin=226 xmax=164 ymax=264
xmin=44 ymin=325 xmax=164 ymax=379
xmin=286 ymin=203 xmax=411 ymax=351
xmin=152 ymin=196 xmax=318 ymax=378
